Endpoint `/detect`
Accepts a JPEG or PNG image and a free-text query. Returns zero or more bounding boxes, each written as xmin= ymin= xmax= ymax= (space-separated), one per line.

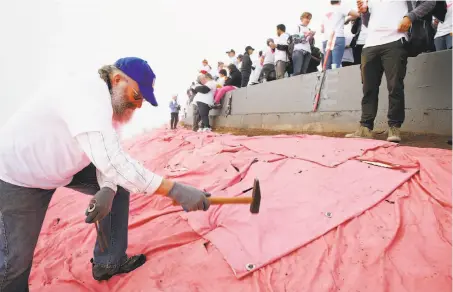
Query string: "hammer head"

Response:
xmin=250 ymin=178 xmax=261 ymax=214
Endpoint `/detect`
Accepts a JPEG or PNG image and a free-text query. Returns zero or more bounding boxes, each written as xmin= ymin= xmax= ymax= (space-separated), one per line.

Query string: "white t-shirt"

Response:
xmin=322 ymin=4 xmax=352 ymax=38
xmin=357 ymin=24 xmax=368 ymax=45
xmin=0 ymin=74 xmax=113 ymax=189
xmin=435 ymin=1 xmax=453 ymax=38
xmin=274 ymin=33 xmax=289 ymax=63
xmin=193 ymin=80 xmax=217 ymax=106
xmin=364 ymin=0 xmax=408 ymax=48
xmin=293 ymin=24 xmax=312 ymax=53
xmin=262 ymin=48 xmax=275 ymax=65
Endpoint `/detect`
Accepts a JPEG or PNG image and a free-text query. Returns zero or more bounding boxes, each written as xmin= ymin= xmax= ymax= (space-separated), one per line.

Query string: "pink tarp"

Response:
xmin=30 ymin=129 xmax=452 ymax=292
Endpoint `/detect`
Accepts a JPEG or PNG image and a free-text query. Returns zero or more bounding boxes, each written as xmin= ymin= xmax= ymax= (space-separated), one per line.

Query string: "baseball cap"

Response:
xmin=226 ymin=49 xmax=235 ymax=54
xmin=114 ymin=57 xmax=158 ymax=106
xmin=245 ymin=46 xmax=255 ymax=51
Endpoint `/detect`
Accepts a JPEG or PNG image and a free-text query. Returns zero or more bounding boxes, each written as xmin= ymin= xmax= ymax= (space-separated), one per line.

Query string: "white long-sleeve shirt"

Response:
xmin=0 ymin=73 xmax=163 ymax=194
xmin=76 ymin=130 xmax=162 ymax=194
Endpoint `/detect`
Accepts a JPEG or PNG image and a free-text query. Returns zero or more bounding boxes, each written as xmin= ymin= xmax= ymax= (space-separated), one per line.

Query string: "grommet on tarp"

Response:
xmin=245 ymin=263 xmax=255 ymax=271
xmin=325 ymin=212 xmax=332 ymax=218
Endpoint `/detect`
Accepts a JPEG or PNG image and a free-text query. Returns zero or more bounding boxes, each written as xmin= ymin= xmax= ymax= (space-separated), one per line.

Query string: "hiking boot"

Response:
xmin=387 ymin=126 xmax=401 ymax=143
xmin=91 ymin=254 xmax=146 ymax=281
xmin=345 ymin=126 xmax=373 ymax=139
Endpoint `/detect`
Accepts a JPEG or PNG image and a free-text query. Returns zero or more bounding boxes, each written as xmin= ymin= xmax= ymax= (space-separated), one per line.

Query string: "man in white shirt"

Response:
xmin=0 ymin=57 xmax=212 ymax=290
xmin=226 ymin=49 xmax=238 ymax=67
xmin=292 ymin=12 xmax=316 ymax=75
xmin=346 ymin=0 xmax=436 ymax=142
xmin=272 ymin=24 xmax=290 ymax=79
xmin=433 ymin=1 xmax=452 ymax=51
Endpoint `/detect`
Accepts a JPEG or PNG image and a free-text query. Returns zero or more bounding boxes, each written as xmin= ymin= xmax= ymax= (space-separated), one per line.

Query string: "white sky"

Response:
xmin=1 ymin=0 xmax=356 ymax=138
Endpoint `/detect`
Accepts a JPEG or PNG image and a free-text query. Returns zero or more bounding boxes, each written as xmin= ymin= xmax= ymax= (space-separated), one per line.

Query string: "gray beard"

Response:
xmin=111 ymin=82 xmax=128 ymax=116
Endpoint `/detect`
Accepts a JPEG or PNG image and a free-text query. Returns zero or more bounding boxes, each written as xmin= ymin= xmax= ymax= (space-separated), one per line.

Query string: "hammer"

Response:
xmin=173 ymin=178 xmax=261 ymax=214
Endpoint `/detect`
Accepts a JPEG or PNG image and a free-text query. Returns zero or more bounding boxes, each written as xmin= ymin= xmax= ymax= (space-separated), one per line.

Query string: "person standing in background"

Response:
xmin=292 ymin=12 xmax=316 ymax=75
xmin=249 ymin=51 xmax=263 ymax=85
xmin=241 ymin=46 xmax=255 ymax=87
xmin=273 ymin=24 xmax=290 ymax=79
xmin=321 ymin=0 xmax=359 ymax=69
xmin=433 ymin=1 xmax=452 ymax=51
xmin=169 ymin=95 xmax=180 ymax=130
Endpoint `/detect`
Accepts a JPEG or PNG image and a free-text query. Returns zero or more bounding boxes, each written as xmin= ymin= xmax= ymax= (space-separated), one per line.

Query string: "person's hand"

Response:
xmin=167 ymin=182 xmax=211 ymax=211
xmin=398 ymin=17 xmax=412 ymax=32
xmin=357 ymin=0 xmax=367 ymax=13
xmin=85 ymin=187 xmax=116 ymax=223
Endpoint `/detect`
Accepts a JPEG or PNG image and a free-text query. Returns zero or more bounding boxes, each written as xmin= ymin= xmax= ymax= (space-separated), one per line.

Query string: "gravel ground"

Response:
xmin=197 ymin=126 xmax=452 ymax=150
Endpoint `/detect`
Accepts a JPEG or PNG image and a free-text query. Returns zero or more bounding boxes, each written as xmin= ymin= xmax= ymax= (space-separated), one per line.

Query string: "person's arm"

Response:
xmin=76 ymin=130 xmax=168 ymax=195
xmin=405 ymin=1 xmax=436 ymax=23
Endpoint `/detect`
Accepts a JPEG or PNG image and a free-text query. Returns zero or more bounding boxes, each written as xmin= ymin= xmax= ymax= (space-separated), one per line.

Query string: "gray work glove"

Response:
xmin=168 ymin=182 xmax=211 ymax=212
xmin=85 ymin=187 xmax=116 ymax=223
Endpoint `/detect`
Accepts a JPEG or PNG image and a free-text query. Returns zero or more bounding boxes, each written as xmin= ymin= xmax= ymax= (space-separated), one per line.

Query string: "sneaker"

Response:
xmin=203 ymin=128 xmax=212 ymax=132
xmin=197 ymin=128 xmax=203 ymax=133
xmin=387 ymin=126 xmax=401 ymax=143
xmin=91 ymin=254 xmax=146 ymax=281
xmin=345 ymin=126 xmax=373 ymax=139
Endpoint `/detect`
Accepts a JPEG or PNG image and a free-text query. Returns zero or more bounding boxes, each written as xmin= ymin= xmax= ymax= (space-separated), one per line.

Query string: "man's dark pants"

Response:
xmin=360 ymin=39 xmax=408 ymax=130
xmin=170 ymin=112 xmax=179 ymax=129
xmin=0 ymin=164 xmax=130 ymax=292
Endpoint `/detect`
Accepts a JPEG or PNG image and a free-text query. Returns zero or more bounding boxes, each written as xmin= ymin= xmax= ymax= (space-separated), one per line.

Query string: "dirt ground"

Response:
xmin=204 ymin=126 xmax=452 ymax=150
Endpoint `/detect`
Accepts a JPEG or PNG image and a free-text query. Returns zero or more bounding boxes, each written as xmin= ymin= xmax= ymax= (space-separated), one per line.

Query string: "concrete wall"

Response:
xmin=185 ymin=50 xmax=452 ymax=135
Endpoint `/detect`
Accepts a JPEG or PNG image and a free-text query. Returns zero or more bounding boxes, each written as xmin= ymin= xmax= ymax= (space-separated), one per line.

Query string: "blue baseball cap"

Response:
xmin=114 ymin=57 xmax=158 ymax=106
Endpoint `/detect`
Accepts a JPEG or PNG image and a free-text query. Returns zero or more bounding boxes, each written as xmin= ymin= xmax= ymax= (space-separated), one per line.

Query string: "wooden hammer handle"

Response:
xmin=209 ymin=197 xmax=252 ymax=204
xmin=172 ymin=196 xmax=252 ymax=206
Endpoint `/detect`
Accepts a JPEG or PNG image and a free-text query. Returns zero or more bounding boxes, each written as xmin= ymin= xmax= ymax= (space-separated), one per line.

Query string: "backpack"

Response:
xmin=405 ymin=1 xmax=447 ymax=57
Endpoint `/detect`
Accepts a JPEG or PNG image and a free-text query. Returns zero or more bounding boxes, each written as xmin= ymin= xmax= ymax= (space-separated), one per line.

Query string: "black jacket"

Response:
xmin=225 ymin=68 xmax=242 ymax=87
xmin=241 ymin=53 xmax=253 ymax=74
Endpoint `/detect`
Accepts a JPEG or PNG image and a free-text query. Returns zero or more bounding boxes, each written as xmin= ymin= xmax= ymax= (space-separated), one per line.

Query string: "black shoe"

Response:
xmin=91 ymin=254 xmax=147 ymax=281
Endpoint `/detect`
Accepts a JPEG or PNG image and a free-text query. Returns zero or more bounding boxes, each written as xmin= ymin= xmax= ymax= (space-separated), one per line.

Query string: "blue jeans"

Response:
xmin=292 ymin=50 xmax=311 ymax=75
xmin=434 ymin=34 xmax=452 ymax=51
xmin=0 ymin=164 xmax=130 ymax=292
xmin=326 ymin=36 xmax=346 ymax=69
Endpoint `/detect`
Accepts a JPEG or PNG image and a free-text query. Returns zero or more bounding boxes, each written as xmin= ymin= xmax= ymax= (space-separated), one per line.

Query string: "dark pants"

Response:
xmin=259 ymin=63 xmax=275 ymax=82
xmin=196 ymin=101 xmax=211 ymax=129
xmin=192 ymin=103 xmax=201 ymax=131
xmin=241 ymin=72 xmax=251 ymax=87
xmin=170 ymin=112 xmax=179 ymax=129
xmin=353 ymin=44 xmax=364 ymax=65
xmin=0 ymin=164 xmax=130 ymax=292
xmin=360 ymin=39 xmax=408 ymax=130
xmin=292 ymin=50 xmax=311 ymax=75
